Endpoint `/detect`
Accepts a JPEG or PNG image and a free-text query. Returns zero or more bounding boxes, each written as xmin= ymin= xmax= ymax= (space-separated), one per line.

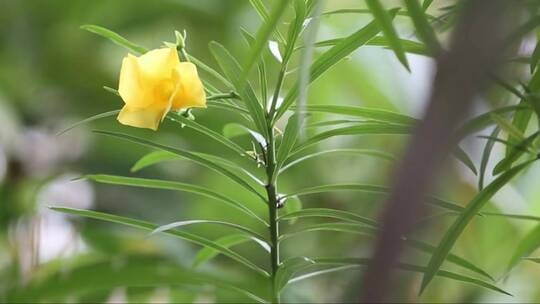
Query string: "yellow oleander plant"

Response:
xmin=30 ymin=0 xmax=540 ymax=303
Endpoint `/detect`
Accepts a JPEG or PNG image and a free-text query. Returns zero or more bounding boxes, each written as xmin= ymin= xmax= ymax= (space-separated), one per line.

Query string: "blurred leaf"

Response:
xmin=453 ymin=146 xmax=478 ymax=175
xmin=282 ymin=0 xmax=307 ymax=64
xmin=285 ymin=183 xmax=465 ymax=212
xmin=50 ymin=207 xmax=269 ymax=277
xmin=187 ymin=55 xmax=234 ymax=89
xmin=278 ymin=208 xmax=378 ymax=227
xmin=167 ymin=112 xmax=248 ymax=156
xmin=294 ymin=104 xmax=418 ymax=124
xmin=291 ymin=122 xmax=412 ymax=154
xmin=7 ymin=255 xmax=266 ymax=303
xmin=420 ymin=160 xmax=535 ymax=294
xmin=478 ymin=128 xmax=500 ymax=190
xmin=275 ymin=257 xmax=315 ymax=291
xmin=456 ymin=105 xmax=527 ymax=138
xmin=57 ymin=110 xmax=119 ymax=135
xmin=93 ymin=130 xmax=267 ymax=202
xmin=243 ymin=0 xmax=289 ymax=76
xmin=84 ymin=174 xmax=267 ymax=225
xmin=523 ymin=257 xmax=540 ymax=264
xmin=506 ymin=103 xmax=533 ymax=156
xmin=151 ymin=220 xmax=267 ymax=241
xmin=81 ymin=25 xmax=148 ymax=54
xmin=289 ymin=258 xmax=510 ymax=295
xmin=279 ymin=223 xmax=492 ymax=280
xmin=276 ymin=10 xmax=396 ymax=120
xmin=280 ymin=148 xmax=394 ymax=172
xmin=207 ymin=100 xmax=250 ymax=115
xmin=366 ymin=1 xmax=410 ymax=70
xmin=248 ymin=0 xmax=286 ymax=44
xmin=422 ymin=0 xmax=434 ymax=10
xmin=308 ymin=36 xmax=429 ymax=56
xmin=491 ymin=113 xmax=526 ymax=142
xmin=194 ymin=234 xmax=271 ymax=268
xmin=492 ymin=131 xmax=539 ymax=175
xmin=209 ymin=42 xmax=268 ymax=138
xmin=403 ymin=0 xmax=442 ymax=54
xmin=531 ymin=41 xmax=540 ymax=73
xmin=507 ymin=223 xmax=540 ymax=272
xmin=131 ymin=150 xmax=179 ymax=172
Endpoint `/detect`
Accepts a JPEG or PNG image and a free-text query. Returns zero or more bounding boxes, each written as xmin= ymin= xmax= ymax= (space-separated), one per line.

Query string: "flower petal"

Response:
xmin=136 ymin=48 xmax=180 ymax=80
xmin=171 ymin=62 xmax=207 ymax=110
xmin=118 ymin=54 xmax=152 ymax=108
xmin=117 ymin=105 xmax=168 ymax=131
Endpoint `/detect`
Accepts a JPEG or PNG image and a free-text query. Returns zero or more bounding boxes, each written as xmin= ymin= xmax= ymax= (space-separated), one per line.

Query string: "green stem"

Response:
xmin=268 ymin=66 xmax=288 ymax=120
xmin=265 ymin=114 xmax=280 ymax=303
xmin=206 ymin=92 xmax=240 ymax=101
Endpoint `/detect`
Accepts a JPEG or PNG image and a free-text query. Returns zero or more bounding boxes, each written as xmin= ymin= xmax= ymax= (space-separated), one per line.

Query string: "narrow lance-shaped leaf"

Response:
xmin=151 ymin=220 xmax=267 ymax=241
xmin=194 ymin=234 xmax=271 ymax=268
xmin=403 ymin=0 xmax=442 ymax=54
xmin=284 ymin=183 xmax=465 ymax=212
xmin=58 ymin=110 xmax=120 ymax=135
xmin=167 ymin=112 xmax=248 ymax=157
xmin=84 ymin=174 xmax=267 ymax=225
xmin=506 ymin=223 xmax=540 ymax=273
xmin=366 ymin=0 xmax=410 ymax=70
xmin=93 ymin=131 xmax=268 ymax=202
xmin=50 ymin=207 xmax=269 ymax=277
xmin=248 ymin=0 xmax=286 ymax=44
xmin=278 ymin=208 xmax=379 ymax=227
xmin=478 ymin=127 xmax=500 ymax=190
xmin=287 ymin=258 xmax=511 ymax=296
xmin=420 ymin=160 xmax=536 ymax=294
xmin=81 ymin=24 xmax=148 ymax=54
xmin=493 ymin=131 xmax=539 ymax=175
xmin=209 ymin=42 xmax=268 ymax=139
xmin=243 ymin=0 xmax=289 ymax=77
xmin=275 ymin=257 xmax=315 ymax=291
xmin=276 ymin=10 xmax=398 ymax=120
xmin=277 ymin=114 xmax=301 ymax=169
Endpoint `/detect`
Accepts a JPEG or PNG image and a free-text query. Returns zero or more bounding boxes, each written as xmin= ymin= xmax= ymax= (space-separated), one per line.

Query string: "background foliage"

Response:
xmin=1 ymin=0 xmax=540 ymax=302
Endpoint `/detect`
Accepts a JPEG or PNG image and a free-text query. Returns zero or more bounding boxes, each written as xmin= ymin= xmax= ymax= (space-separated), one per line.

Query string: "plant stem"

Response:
xmin=264 ymin=114 xmax=280 ymax=303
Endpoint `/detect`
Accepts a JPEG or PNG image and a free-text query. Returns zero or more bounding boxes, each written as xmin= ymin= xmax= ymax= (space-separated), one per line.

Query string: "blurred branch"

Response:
xmin=360 ymin=0 xmax=516 ymax=301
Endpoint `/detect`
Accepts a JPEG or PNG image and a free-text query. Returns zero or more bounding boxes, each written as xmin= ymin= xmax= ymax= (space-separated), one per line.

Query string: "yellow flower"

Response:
xmin=117 ymin=47 xmax=206 ymax=130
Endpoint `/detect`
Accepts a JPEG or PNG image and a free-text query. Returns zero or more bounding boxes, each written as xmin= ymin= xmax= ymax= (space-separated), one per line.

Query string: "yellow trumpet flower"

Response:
xmin=117 ymin=47 xmax=206 ymax=130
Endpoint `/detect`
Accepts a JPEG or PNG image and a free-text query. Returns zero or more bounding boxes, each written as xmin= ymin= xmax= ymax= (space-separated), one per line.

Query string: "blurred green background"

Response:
xmin=1 ymin=0 xmax=540 ymax=302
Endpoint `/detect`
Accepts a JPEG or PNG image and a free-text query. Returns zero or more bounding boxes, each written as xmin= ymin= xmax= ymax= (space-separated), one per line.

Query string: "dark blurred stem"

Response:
xmin=264 ymin=119 xmax=280 ymax=303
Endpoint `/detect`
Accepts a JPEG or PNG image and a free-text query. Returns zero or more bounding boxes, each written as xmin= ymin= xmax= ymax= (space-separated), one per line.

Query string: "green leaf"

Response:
xmin=93 ymin=130 xmax=267 ymax=202
xmin=290 ymin=122 xmax=413 ymax=154
xmin=243 ymin=0 xmax=289 ymax=76
xmin=506 ymin=103 xmax=532 ymax=157
xmin=84 ymin=174 xmax=267 ymax=225
xmin=531 ymin=41 xmax=540 ymax=73
xmin=422 ymin=0 xmax=434 ymax=10
xmin=478 ymin=128 xmax=500 ymax=190
xmin=166 ymin=112 xmax=248 ymax=157
xmin=420 ymin=160 xmax=535 ymax=294
xmin=366 ymin=1 xmax=410 ymax=70
xmin=275 ymin=257 xmax=316 ymax=291
xmin=57 ymin=110 xmax=120 ymax=135
xmin=294 ymin=258 xmax=511 ymax=296
xmin=523 ymin=257 xmax=540 ymax=264
xmin=50 ymin=207 xmax=269 ymax=277
xmin=194 ymin=234 xmax=270 ymax=268
xmin=282 ymin=0 xmax=307 ymax=65
xmin=207 ymin=100 xmax=250 ymax=115
xmin=209 ymin=42 xmax=268 ymax=138
xmin=280 ymin=148 xmax=394 ymax=173
xmin=277 ymin=114 xmax=301 ymax=169
xmin=453 ymin=146 xmax=478 ymax=175
xmin=131 ymin=150 xmax=179 ymax=172
xmin=248 ymin=0 xmax=286 ymax=44
xmin=7 ymin=255 xmax=267 ymax=303
xmin=491 ymin=113 xmax=526 ymax=142
xmin=294 ymin=104 xmax=418 ymax=124
xmin=276 ymin=11 xmax=395 ymax=120
xmin=278 ymin=208 xmax=378 ymax=227
xmin=284 ymin=183 xmax=465 ymax=212
xmin=455 ymin=105 xmax=527 ymax=139
xmin=481 ymin=212 xmax=540 ymax=222
xmin=492 ymin=131 xmax=539 ymax=175
xmin=151 ymin=220 xmax=267 ymax=241
xmin=81 ymin=25 xmax=148 ymax=54
xmin=507 ymin=223 xmax=540 ymax=272
xmin=278 ymin=223 xmax=493 ymax=280
xmin=403 ymin=0 xmax=442 ymax=54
